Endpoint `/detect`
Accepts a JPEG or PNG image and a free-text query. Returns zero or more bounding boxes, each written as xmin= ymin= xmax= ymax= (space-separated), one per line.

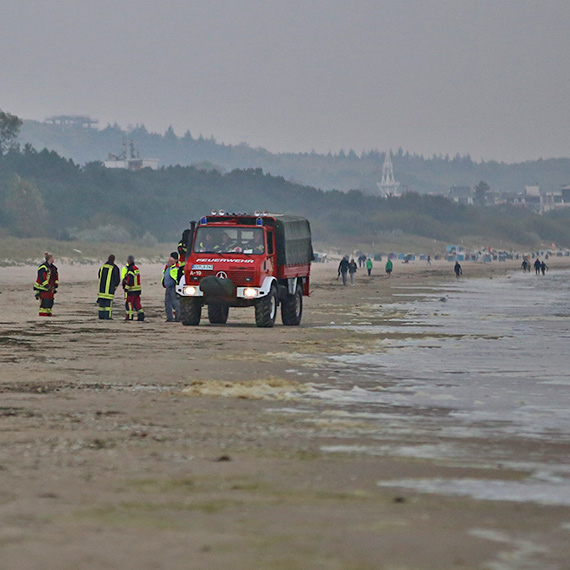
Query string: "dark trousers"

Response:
xmin=98 ymin=298 xmax=113 ymax=319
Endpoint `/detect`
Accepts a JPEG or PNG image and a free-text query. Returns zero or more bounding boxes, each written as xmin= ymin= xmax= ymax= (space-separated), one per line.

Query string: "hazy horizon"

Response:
xmin=2 ymin=1 xmax=570 ymax=163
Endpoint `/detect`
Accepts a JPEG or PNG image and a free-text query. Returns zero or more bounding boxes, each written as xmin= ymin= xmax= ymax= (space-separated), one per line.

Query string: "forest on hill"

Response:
xmin=2 ymin=145 xmax=570 ymax=250
xmin=18 ymin=120 xmax=570 ymax=195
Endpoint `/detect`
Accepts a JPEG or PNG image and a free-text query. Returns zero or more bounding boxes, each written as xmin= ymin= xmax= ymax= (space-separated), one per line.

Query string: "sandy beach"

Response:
xmin=1 ymin=257 xmax=569 ymax=569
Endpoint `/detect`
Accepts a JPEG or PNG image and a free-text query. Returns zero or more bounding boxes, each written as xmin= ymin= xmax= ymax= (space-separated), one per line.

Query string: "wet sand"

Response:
xmin=1 ymin=259 xmax=569 ymax=569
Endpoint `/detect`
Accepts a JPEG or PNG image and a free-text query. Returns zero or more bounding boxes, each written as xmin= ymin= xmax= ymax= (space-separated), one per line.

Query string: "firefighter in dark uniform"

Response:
xmin=122 ymin=255 xmax=145 ymax=321
xmin=178 ymin=229 xmax=190 ymax=265
xmin=197 ymin=231 xmax=222 ymax=252
xmin=97 ymin=254 xmax=121 ymax=319
xmin=34 ymin=252 xmax=59 ymax=317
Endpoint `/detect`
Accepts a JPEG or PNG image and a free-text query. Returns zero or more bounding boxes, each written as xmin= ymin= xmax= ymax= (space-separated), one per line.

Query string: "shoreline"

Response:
xmin=0 ymin=261 xmax=569 ymax=568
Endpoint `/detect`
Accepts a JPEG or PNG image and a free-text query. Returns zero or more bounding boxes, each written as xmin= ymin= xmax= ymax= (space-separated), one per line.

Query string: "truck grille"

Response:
xmin=225 ymin=271 xmax=255 ymax=285
xmin=190 ymin=270 xmax=255 ymax=286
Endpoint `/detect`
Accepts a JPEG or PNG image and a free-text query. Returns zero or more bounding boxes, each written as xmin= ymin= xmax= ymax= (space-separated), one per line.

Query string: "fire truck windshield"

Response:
xmin=194 ymin=227 xmax=265 ymax=254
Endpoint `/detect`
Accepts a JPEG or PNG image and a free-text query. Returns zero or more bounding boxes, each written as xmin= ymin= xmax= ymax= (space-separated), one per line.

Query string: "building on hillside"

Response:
xmin=525 ymin=184 xmax=541 ymax=197
xmin=541 ymin=190 xmax=564 ymax=212
xmin=497 ymin=185 xmax=570 ymax=213
xmin=104 ymin=139 xmax=159 ymax=171
xmin=494 ymin=191 xmax=524 ymax=206
xmin=45 ymin=115 xmax=98 ymax=129
xmin=523 ymin=185 xmax=542 ymax=213
xmin=561 ymin=185 xmax=570 ymax=203
xmin=448 ymin=186 xmax=474 ymax=205
xmin=104 ymin=156 xmax=159 ymax=171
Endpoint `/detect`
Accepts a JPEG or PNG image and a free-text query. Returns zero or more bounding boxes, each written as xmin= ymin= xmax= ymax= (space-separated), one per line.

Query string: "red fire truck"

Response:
xmin=176 ymin=212 xmax=313 ymax=327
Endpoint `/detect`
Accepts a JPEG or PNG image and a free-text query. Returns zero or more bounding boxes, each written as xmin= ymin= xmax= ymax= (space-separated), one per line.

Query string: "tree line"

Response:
xmin=18 ymin=120 xmax=570 ymax=195
xmin=2 ymin=144 xmax=570 ymax=249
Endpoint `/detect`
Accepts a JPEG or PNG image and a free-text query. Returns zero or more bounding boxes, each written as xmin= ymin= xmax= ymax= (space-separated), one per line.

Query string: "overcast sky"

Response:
xmin=1 ymin=0 xmax=569 ymax=162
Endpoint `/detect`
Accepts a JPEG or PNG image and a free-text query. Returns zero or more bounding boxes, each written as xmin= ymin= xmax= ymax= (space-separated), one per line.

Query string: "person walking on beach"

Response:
xmin=534 ymin=258 xmax=541 ymax=275
xmin=540 ymin=260 xmax=548 ymax=276
xmin=34 ymin=252 xmax=59 ymax=317
xmin=427 ymin=255 xmax=431 ymax=266
xmin=348 ymin=258 xmax=357 ymax=286
xmin=162 ymin=252 xmax=181 ymax=322
xmin=454 ymin=261 xmax=462 ymax=279
xmin=338 ymin=256 xmax=350 ymax=286
xmin=366 ymin=257 xmax=373 ymax=276
xmin=385 ymin=258 xmax=393 ymax=278
xmin=521 ymin=259 xmax=529 ymax=272
xmin=122 ymin=255 xmax=145 ymax=321
xmin=97 ymin=255 xmax=121 ymax=319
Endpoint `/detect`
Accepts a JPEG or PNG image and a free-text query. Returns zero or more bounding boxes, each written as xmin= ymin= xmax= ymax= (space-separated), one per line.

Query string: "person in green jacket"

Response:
xmin=366 ymin=257 xmax=373 ymax=276
xmin=385 ymin=258 xmax=393 ymax=278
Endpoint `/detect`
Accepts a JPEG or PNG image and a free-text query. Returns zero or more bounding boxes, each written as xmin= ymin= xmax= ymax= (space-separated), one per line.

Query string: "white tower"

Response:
xmin=376 ymin=150 xmax=401 ymax=197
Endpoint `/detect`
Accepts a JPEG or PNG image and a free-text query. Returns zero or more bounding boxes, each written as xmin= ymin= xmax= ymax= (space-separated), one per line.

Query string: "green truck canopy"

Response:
xmin=272 ymin=214 xmax=314 ymax=266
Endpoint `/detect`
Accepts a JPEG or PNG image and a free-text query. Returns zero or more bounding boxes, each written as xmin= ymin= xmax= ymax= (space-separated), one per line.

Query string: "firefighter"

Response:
xmin=120 ymin=261 xmax=128 ymax=311
xmin=218 ymin=232 xmax=235 ymax=252
xmin=34 ymin=252 xmax=59 ymax=317
xmin=162 ymin=252 xmax=181 ymax=322
xmin=197 ymin=232 xmax=215 ymax=252
xmin=177 ymin=229 xmax=190 ymax=264
xmin=245 ymin=231 xmax=265 ymax=253
xmin=122 ymin=255 xmax=145 ymax=321
xmin=97 ymin=254 xmax=121 ymax=319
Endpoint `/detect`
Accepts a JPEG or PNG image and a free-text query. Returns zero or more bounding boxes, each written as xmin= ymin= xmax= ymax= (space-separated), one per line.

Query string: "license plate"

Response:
xmin=192 ymin=264 xmax=213 ymax=270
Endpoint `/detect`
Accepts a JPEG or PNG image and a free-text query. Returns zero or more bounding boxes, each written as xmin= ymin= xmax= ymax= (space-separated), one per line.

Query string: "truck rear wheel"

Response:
xmin=281 ymin=284 xmax=303 ymax=326
xmin=255 ymin=285 xmax=278 ymax=328
xmin=180 ymin=297 xmax=201 ymax=326
xmin=208 ymin=304 xmax=229 ymax=324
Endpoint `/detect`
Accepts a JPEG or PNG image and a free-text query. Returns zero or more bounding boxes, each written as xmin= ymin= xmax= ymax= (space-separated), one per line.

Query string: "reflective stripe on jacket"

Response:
xmin=123 ymin=264 xmax=142 ymax=293
xmin=34 ymin=263 xmax=59 ymax=292
xmin=161 ymin=263 xmax=179 ymax=287
xmin=98 ymin=263 xmax=121 ymax=300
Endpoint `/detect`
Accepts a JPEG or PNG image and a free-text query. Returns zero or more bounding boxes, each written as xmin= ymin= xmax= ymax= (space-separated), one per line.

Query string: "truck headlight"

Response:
xmin=243 ymin=287 xmax=257 ymax=298
xmin=184 ymin=286 xmax=198 ymax=295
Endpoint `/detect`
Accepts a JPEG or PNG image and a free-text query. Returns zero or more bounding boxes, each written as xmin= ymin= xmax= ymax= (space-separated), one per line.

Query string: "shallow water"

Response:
xmin=298 ymin=270 xmax=570 ymax=505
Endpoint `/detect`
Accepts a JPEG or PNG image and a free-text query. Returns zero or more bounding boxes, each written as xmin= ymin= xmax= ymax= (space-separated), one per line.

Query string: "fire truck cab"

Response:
xmin=176 ymin=212 xmax=313 ymax=327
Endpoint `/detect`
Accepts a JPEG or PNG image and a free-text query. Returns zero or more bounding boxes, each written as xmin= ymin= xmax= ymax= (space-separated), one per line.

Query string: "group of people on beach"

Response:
xmin=337 ymin=255 xmax=393 ymax=285
xmin=522 ymin=258 xmax=548 ymax=275
xmin=33 ymin=250 xmax=184 ymax=321
xmin=337 ymin=254 xmax=467 ymax=285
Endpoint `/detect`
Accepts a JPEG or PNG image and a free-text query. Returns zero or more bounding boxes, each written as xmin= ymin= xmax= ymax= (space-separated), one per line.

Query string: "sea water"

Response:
xmin=297 ymin=270 xmax=570 ymax=506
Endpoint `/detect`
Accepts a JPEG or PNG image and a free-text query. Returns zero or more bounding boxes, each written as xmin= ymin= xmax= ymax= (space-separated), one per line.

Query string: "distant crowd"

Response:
xmin=335 ymin=251 xmax=553 ymax=286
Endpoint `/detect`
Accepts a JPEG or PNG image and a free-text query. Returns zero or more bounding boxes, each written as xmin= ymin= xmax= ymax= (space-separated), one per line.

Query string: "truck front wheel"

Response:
xmin=180 ymin=297 xmax=202 ymax=326
xmin=255 ymin=285 xmax=278 ymax=328
xmin=208 ymin=304 xmax=229 ymax=324
xmin=281 ymin=284 xmax=303 ymax=326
